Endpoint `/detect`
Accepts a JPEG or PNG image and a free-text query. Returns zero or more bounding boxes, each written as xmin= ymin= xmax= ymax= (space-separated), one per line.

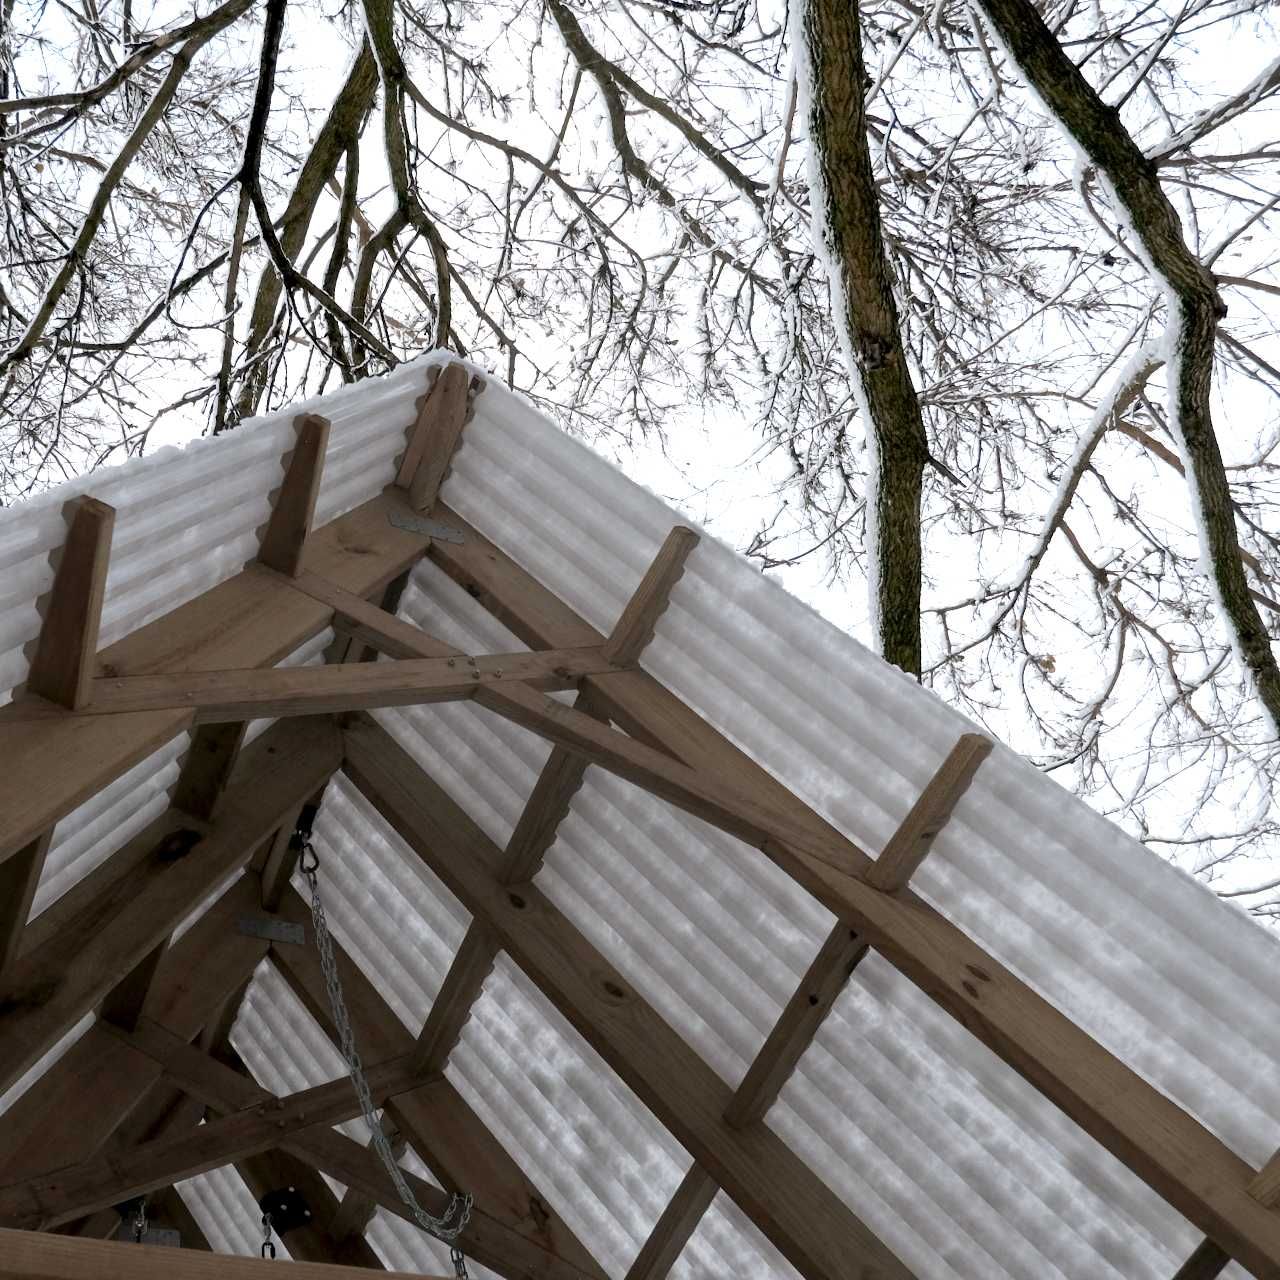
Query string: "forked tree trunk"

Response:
xmin=798 ymin=0 xmax=930 ymax=678
xmin=973 ymin=0 xmax=1280 ymax=736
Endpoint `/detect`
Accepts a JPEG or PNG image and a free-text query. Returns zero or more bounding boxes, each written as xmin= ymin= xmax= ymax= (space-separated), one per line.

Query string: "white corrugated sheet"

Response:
xmin=3 ymin=350 xmax=1275 ymax=1277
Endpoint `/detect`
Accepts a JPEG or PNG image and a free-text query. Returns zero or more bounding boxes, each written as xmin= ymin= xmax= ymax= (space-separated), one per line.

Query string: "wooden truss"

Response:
xmin=1 ymin=360 xmax=1278 ymax=1280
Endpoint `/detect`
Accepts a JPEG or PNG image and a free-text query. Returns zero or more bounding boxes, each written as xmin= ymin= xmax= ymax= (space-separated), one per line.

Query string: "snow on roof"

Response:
xmin=1 ymin=351 xmax=1275 ymax=1278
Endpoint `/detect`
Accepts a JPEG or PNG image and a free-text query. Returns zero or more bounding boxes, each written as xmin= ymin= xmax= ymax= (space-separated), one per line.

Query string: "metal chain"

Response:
xmin=132 ymin=1198 xmax=147 ymax=1243
xmin=298 ymin=841 xmax=473 ymax=1274
xmin=261 ymin=1212 xmax=276 ymax=1260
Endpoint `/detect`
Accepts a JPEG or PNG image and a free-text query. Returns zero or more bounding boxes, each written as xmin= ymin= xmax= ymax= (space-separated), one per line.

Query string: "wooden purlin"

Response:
xmin=257 ymin=414 xmax=331 ymax=578
xmin=0 ymin=717 xmax=341 ymax=1097
xmin=342 ymin=719 xmax=916 ymax=1280
xmin=266 ymin=896 xmax=611 ymax=1280
xmin=406 ymin=524 xmax=700 ymax=1078
xmin=0 ymin=1226 xmax=452 ymax=1280
xmin=421 ymin=500 xmax=1280 ymax=1279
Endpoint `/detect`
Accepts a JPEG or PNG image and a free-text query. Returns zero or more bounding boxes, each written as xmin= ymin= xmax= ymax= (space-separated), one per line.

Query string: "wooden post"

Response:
xmin=257 ymin=414 xmax=330 ymax=577
xmin=26 ymin=496 xmax=114 ymax=709
xmin=395 ymin=362 xmax=476 ymax=512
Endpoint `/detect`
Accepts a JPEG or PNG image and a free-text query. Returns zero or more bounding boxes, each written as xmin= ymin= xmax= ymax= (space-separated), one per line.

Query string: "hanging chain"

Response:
xmin=261 ymin=1211 xmax=276 ymax=1260
xmin=298 ymin=840 xmax=473 ymax=1274
xmin=131 ymin=1198 xmax=148 ymax=1243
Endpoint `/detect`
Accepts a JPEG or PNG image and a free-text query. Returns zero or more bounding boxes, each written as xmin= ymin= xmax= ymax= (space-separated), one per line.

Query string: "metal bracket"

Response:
xmin=388 ymin=510 xmax=465 ymax=543
xmin=236 ymin=915 xmax=305 ymax=945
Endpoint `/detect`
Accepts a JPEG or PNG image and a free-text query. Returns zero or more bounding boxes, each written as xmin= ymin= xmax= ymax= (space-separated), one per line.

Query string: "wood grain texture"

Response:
xmin=267 ymin=909 xmax=609 ymax=1280
xmin=395 ymin=362 xmax=472 ymax=510
xmin=0 ymin=489 xmax=438 ymax=864
xmin=342 ymin=720 xmax=915 ymax=1280
xmin=0 ymin=831 xmax=53 ymax=983
xmin=0 ymin=718 xmax=340 ymax=1096
xmin=622 ymin=1165 xmax=716 ymax=1280
xmin=257 ymin=414 xmax=330 ymax=577
xmin=0 ymin=1226 xmax=450 ymax=1280
xmin=602 ymin=526 xmax=699 ymax=668
xmin=26 ymin=496 xmax=115 ymax=710
xmin=424 ymin=501 xmax=1280 ymax=1278
xmin=171 ymin=722 xmax=249 ymax=821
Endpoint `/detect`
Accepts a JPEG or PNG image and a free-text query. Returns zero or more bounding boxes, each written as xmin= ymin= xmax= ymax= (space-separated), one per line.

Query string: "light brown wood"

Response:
xmin=257 ymin=413 xmax=331 ymax=577
xmin=863 ymin=732 xmax=993 ymax=891
xmin=133 ymin=1017 xmax=602 ymax=1280
xmin=723 ymin=924 xmax=868 ymax=1130
xmin=266 ymin=902 xmax=613 ymax=1280
xmin=1173 ymin=1145 xmax=1280 ymax=1278
xmin=4 ymin=646 xmax=616 ymax=722
xmin=0 ymin=876 xmax=270 ymax=1182
xmin=0 ymin=830 xmax=53 ymax=983
xmin=0 ymin=488 xmax=439 ymax=865
xmin=327 ymin=1116 xmax=404 ymax=1244
xmin=99 ymin=937 xmax=169 ymax=1033
xmin=422 ymin=506 xmax=1280 ymax=1279
xmin=0 ymin=1031 xmax=428 ymax=1230
xmin=342 ymin=720 xmax=915 ymax=1280
xmin=0 ymin=1225 xmax=451 ymax=1280
xmin=26 ymin=496 xmax=115 ymax=710
xmin=602 ymin=527 xmax=699 ymax=668
xmin=725 ymin=731 xmax=992 ymax=1129
xmin=292 ymin=568 xmax=455 ymax=659
xmin=623 ymin=1165 xmax=716 ymax=1280
xmin=395 ymin=362 xmax=473 ymax=510
xmin=0 ymin=718 xmax=341 ymax=1097
xmin=410 ymin=923 xmax=498 ymax=1074
xmin=171 ymin=722 xmax=249 ymax=821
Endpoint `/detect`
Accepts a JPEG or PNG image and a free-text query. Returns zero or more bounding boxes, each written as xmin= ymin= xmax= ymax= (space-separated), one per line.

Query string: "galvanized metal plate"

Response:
xmin=236 ymin=915 xmax=305 ymax=945
xmin=388 ymin=510 xmax=465 ymax=543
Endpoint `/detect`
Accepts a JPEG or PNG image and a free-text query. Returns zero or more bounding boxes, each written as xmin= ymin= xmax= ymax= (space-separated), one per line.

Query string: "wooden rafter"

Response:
xmin=128 ymin=1018 xmax=601 ymax=1280
xmin=267 ymin=904 xmax=610 ymax=1280
xmin=257 ymin=414 xmax=331 ymax=577
xmin=0 ymin=489 xmax=436 ymax=864
xmin=172 ymin=722 xmax=250 ymax=822
xmin=0 ymin=829 xmax=53 ymax=985
xmin=422 ymin=500 xmax=1280 ymax=1278
xmin=622 ymin=1166 xmax=717 ymax=1280
xmin=0 ymin=1227 xmax=451 ymax=1280
xmin=404 ymin=525 xmax=699 ymax=1078
xmin=0 ymin=717 xmax=341 ymax=1096
xmin=342 ymin=720 xmax=915 ymax=1280
xmin=0 ymin=1031 xmax=430 ymax=1230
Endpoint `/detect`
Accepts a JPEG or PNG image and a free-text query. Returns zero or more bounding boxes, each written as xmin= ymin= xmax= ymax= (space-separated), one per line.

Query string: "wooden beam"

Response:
xmin=0 ymin=488 xmax=440 ymax=865
xmin=408 ymin=923 xmax=498 ymax=1076
xmin=128 ymin=1018 xmax=604 ymax=1280
xmin=0 ymin=875 xmax=271 ymax=1182
xmin=0 ymin=1226 xmax=451 ymax=1280
xmin=341 ymin=721 xmax=915 ymax=1280
xmin=171 ymin=722 xmax=250 ymax=821
xmin=327 ymin=1116 xmax=404 ymax=1244
xmin=422 ymin=506 xmax=1280 ymax=1279
xmin=26 ymin=496 xmax=114 ymax=710
xmin=0 ymin=829 xmax=53 ymax=983
xmin=257 ymin=414 xmax=331 ymax=577
xmin=151 ymin=1187 xmax=215 ymax=1252
xmin=724 ymin=731 xmax=993 ymax=1129
xmin=0 ymin=717 xmax=341 ymax=1096
xmin=622 ymin=1166 xmax=717 ymax=1280
xmin=99 ymin=938 xmax=169 ymax=1033
xmin=0 ymin=1034 xmax=430 ymax=1230
xmin=601 ymin=527 xmax=699 ymax=668
xmin=5 ymin=646 xmax=616 ymax=722
xmin=268 ymin=922 xmax=609 ymax=1280
xmin=1172 ymin=1146 xmax=1280 ymax=1278
xmin=395 ymin=362 xmax=475 ymax=511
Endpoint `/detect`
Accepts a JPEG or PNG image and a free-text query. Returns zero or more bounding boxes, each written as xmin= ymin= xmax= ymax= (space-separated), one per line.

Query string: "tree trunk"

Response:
xmin=973 ymin=0 xmax=1280 ymax=735
xmin=798 ymin=0 xmax=929 ymax=678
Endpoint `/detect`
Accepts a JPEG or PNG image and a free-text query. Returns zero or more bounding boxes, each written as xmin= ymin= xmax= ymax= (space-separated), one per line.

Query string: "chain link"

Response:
xmin=261 ymin=1211 xmax=276 ymax=1260
xmin=299 ymin=842 xmax=472 ymax=1275
xmin=132 ymin=1198 xmax=147 ymax=1243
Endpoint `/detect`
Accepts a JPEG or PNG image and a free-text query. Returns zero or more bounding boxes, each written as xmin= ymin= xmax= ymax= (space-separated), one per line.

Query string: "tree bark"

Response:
xmin=798 ymin=0 xmax=930 ymax=677
xmin=973 ymin=0 xmax=1280 ymax=734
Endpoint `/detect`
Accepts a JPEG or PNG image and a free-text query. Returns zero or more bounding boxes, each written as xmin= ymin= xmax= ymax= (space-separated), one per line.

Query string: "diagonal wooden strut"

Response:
xmin=395 ymin=361 xmax=481 ymax=512
xmin=342 ymin=720 xmax=915 ymax=1280
xmin=423 ymin=500 xmax=1280 ymax=1279
xmin=406 ymin=525 xmax=700 ymax=1077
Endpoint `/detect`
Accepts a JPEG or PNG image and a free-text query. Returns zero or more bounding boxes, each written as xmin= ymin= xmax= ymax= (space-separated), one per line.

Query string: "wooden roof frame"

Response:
xmin=0 ymin=360 xmax=1276 ymax=1280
